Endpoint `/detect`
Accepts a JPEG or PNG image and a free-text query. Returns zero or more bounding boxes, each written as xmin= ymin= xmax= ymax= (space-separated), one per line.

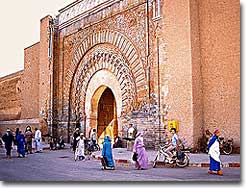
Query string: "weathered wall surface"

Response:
xmin=38 ymin=15 xmax=54 ymax=136
xmin=55 ymin=0 xmax=150 ymax=141
xmin=21 ymin=43 xmax=40 ymax=119
xmin=0 ymin=119 xmax=39 ymax=138
xmin=0 ymin=71 xmax=22 ymax=121
xmin=199 ymin=0 xmax=240 ymax=148
xmin=159 ymin=0 xmax=196 ymax=147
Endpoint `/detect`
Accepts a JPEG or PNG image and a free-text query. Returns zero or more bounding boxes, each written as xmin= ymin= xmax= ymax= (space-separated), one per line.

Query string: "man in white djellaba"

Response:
xmin=34 ymin=128 xmax=42 ymax=153
xmin=77 ymin=133 xmax=86 ymax=161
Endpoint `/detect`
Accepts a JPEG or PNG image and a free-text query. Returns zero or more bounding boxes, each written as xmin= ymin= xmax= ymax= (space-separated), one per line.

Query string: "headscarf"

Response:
xmin=104 ymin=136 xmax=111 ymax=142
xmin=214 ymin=129 xmax=220 ymax=135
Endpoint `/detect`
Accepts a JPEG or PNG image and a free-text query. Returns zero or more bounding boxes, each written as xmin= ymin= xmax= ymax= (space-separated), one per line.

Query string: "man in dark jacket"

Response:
xmin=73 ymin=128 xmax=80 ymax=153
xmin=2 ymin=128 xmax=14 ymax=159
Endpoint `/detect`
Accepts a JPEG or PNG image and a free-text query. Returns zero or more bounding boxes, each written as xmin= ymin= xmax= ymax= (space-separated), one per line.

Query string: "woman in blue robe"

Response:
xmin=207 ymin=129 xmax=223 ymax=176
xmin=101 ymin=136 xmax=115 ymax=170
xmin=16 ymin=131 xmax=26 ymax=157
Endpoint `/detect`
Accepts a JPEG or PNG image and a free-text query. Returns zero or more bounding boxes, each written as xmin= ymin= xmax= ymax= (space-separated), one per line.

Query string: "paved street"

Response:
xmin=0 ymin=148 xmax=240 ymax=182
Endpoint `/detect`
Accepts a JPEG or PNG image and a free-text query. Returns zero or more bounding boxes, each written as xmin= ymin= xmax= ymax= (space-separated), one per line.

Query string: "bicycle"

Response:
xmin=153 ymin=142 xmax=190 ymax=168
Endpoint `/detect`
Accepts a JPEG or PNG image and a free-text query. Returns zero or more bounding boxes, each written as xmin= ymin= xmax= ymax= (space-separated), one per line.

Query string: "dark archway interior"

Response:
xmin=97 ymin=88 xmax=117 ymax=138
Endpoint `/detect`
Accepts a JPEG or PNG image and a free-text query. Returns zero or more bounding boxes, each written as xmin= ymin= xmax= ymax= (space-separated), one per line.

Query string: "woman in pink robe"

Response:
xmin=133 ymin=132 xmax=148 ymax=170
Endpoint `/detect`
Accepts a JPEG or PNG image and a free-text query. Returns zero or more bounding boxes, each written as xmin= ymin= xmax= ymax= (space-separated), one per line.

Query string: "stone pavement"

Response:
xmin=1 ymin=142 xmax=240 ymax=168
xmin=0 ymin=147 xmax=241 ymax=182
xmin=91 ymin=148 xmax=241 ymax=168
xmin=39 ymin=143 xmax=240 ymax=168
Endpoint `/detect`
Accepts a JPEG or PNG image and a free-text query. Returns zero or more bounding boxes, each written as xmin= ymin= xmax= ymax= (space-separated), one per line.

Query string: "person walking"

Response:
xmin=127 ymin=123 xmax=136 ymax=151
xmin=25 ymin=126 xmax=33 ymax=154
xmin=14 ymin=128 xmax=20 ymax=156
xmin=2 ymin=128 xmax=14 ymax=159
xmin=16 ymin=131 xmax=26 ymax=158
xmin=72 ymin=128 xmax=80 ymax=153
xmin=34 ymin=128 xmax=42 ymax=153
xmin=133 ymin=132 xmax=148 ymax=170
xmin=101 ymin=136 xmax=115 ymax=170
xmin=207 ymin=129 xmax=223 ymax=176
xmin=113 ymin=135 xmax=122 ymax=148
xmin=90 ymin=128 xmax=97 ymax=146
xmin=77 ymin=133 xmax=86 ymax=161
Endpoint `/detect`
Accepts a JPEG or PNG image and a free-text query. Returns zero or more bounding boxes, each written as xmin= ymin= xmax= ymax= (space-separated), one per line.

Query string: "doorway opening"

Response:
xmin=90 ymin=86 xmax=118 ymax=143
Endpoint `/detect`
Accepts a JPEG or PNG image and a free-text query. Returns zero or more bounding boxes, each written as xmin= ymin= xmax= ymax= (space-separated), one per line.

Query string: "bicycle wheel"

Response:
xmin=176 ymin=153 xmax=190 ymax=168
xmin=93 ymin=144 xmax=100 ymax=152
xmin=222 ymin=144 xmax=233 ymax=155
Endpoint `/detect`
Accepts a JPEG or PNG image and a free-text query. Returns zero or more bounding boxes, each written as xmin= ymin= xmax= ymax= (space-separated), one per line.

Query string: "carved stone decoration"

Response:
xmin=58 ymin=0 xmax=109 ymax=25
xmin=63 ymin=29 xmax=147 ymax=123
xmin=70 ymin=44 xmax=137 ymax=122
xmin=57 ymin=0 xmax=157 ymax=142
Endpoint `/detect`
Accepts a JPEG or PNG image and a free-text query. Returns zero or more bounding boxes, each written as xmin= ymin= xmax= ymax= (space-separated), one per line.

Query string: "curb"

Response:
xmin=91 ymin=154 xmax=240 ymax=168
xmin=189 ymin=163 xmax=240 ymax=168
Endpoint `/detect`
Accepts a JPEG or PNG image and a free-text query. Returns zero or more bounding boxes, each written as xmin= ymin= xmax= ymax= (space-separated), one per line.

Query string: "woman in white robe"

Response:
xmin=207 ymin=129 xmax=223 ymax=176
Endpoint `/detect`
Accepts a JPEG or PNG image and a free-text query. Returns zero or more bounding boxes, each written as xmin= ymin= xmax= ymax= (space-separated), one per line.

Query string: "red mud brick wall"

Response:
xmin=199 ymin=0 xmax=240 ymax=149
xmin=21 ymin=43 xmax=40 ymax=119
xmin=0 ymin=71 xmax=22 ymax=121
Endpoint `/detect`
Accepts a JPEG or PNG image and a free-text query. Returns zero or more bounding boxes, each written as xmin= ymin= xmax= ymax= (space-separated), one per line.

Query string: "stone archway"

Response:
xmin=65 ymin=31 xmax=149 ymax=140
xmin=64 ymin=31 xmax=147 ymax=133
xmin=67 ymin=44 xmax=140 ymax=140
xmin=69 ymin=44 xmax=136 ymax=122
xmin=85 ymin=70 xmax=122 ymax=139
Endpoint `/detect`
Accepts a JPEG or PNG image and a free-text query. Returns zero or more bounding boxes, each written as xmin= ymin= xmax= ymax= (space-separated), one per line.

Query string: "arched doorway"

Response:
xmin=86 ymin=84 xmax=119 ymax=145
xmin=97 ymin=88 xmax=118 ymax=140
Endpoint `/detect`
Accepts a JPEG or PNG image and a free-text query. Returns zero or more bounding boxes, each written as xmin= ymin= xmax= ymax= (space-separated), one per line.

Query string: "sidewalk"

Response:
xmin=91 ymin=148 xmax=241 ymax=168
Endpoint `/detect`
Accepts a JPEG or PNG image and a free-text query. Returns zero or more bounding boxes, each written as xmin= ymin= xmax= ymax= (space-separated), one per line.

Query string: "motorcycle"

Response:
xmin=153 ymin=141 xmax=190 ymax=168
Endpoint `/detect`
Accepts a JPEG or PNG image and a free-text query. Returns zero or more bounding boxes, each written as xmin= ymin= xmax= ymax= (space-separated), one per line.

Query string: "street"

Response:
xmin=0 ymin=148 xmax=240 ymax=182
